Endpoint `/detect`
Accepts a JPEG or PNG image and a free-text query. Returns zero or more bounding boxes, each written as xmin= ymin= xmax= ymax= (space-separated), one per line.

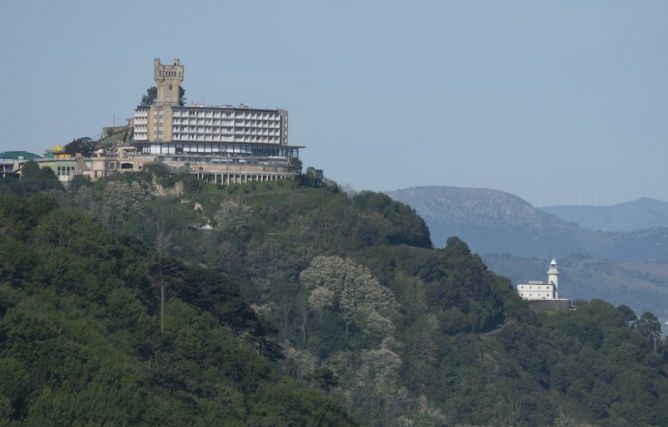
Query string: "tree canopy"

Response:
xmin=0 ymin=191 xmax=355 ymax=425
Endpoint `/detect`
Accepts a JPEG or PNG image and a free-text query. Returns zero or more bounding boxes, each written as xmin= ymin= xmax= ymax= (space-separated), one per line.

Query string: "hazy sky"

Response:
xmin=1 ymin=1 xmax=666 ymax=206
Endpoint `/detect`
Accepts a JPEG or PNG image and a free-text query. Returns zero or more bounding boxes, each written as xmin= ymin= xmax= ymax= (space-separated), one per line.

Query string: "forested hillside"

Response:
xmin=1 ymin=167 xmax=667 ymax=425
xmin=0 ymin=190 xmax=354 ymax=426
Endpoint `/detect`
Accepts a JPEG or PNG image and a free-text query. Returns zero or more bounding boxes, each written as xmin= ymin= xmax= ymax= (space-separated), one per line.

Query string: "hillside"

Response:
xmin=0 ymin=191 xmax=354 ymax=425
xmin=1 ymin=168 xmax=658 ymax=425
xmin=542 ymin=198 xmax=668 ymax=232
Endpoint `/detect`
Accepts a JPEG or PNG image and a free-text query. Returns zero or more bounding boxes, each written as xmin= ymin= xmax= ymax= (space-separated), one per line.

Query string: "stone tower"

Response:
xmin=154 ymin=58 xmax=184 ymax=106
xmin=547 ymin=258 xmax=559 ymax=298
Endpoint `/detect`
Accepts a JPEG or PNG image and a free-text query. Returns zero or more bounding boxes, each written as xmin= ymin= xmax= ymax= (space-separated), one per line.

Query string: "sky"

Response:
xmin=1 ymin=0 xmax=666 ymax=206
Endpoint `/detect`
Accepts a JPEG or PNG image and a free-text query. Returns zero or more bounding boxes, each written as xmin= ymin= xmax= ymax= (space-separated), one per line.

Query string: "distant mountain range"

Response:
xmin=386 ymin=186 xmax=668 ymax=261
xmin=541 ymin=197 xmax=668 ymax=232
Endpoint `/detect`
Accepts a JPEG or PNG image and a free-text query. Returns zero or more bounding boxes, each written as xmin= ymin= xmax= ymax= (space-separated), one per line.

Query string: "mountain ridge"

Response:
xmin=542 ymin=197 xmax=668 ymax=232
xmin=386 ymin=185 xmax=668 ymax=262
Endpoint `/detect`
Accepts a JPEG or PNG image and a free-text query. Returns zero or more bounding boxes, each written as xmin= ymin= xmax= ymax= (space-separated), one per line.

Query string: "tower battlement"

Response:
xmin=153 ymin=58 xmax=184 ymax=106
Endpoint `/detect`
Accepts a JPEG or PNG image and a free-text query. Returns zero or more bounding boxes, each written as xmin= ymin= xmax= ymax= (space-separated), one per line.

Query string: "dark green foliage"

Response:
xmin=352 ymin=191 xmax=432 ymax=248
xmin=4 ymin=160 xmax=63 ymax=195
xmin=14 ymin=175 xmax=668 ymax=425
xmin=0 ymin=191 xmax=355 ymax=426
xmin=497 ymin=300 xmax=668 ymax=425
xmin=68 ymin=174 xmax=92 ymax=192
xmin=63 ymin=137 xmax=95 ymax=156
xmin=140 ymin=86 xmax=157 ymax=106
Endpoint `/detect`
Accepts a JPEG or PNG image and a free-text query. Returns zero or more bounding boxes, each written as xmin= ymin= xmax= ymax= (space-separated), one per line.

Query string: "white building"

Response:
xmin=517 ymin=259 xmax=561 ymax=300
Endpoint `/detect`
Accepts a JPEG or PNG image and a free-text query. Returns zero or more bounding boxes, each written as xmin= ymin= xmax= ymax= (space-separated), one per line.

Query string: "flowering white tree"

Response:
xmin=299 ymin=256 xmax=397 ymax=339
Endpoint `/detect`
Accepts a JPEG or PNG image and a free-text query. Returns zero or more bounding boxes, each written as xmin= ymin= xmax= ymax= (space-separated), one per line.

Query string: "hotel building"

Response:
xmin=133 ymin=59 xmax=299 ymax=162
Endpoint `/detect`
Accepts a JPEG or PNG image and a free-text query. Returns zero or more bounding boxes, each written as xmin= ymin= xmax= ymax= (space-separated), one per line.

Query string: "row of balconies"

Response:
xmin=173 ymin=111 xmax=279 ymax=120
xmin=173 ymin=130 xmax=281 ymax=138
xmin=234 ymin=121 xmax=280 ymax=127
xmin=173 ymin=134 xmax=280 ymax=143
xmin=171 ymin=127 xmax=280 ymax=136
xmin=171 ymin=119 xmax=280 ymax=127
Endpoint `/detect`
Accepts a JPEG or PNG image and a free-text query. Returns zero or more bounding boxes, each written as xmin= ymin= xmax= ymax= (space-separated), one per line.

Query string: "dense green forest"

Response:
xmin=1 ymin=164 xmax=667 ymax=425
xmin=0 ymin=184 xmax=354 ymax=425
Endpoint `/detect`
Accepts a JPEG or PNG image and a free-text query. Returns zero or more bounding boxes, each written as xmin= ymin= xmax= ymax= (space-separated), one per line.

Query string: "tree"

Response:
xmin=288 ymin=157 xmax=302 ymax=173
xmin=69 ymin=174 xmax=92 ymax=192
xmin=300 ymin=256 xmax=397 ymax=342
xmin=636 ymin=311 xmax=662 ymax=353
xmin=140 ymin=87 xmax=157 ymax=106
xmin=64 ymin=137 xmax=95 ymax=156
xmin=156 ymin=217 xmax=167 ymax=333
xmin=179 ymin=87 xmax=186 ymax=106
xmin=17 ymin=161 xmax=62 ymax=194
xmin=21 ymin=160 xmax=46 ymax=180
xmin=617 ymin=304 xmax=637 ymax=324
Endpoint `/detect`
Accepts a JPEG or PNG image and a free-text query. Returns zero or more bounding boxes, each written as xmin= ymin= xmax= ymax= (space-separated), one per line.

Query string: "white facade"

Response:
xmin=134 ymin=108 xmax=148 ymax=141
xmin=170 ymin=107 xmax=287 ymax=144
xmin=517 ymin=281 xmax=557 ymax=300
xmin=517 ymin=259 xmax=561 ymax=301
xmin=132 ymin=106 xmax=288 ymax=145
xmin=547 ymin=258 xmax=559 ymax=297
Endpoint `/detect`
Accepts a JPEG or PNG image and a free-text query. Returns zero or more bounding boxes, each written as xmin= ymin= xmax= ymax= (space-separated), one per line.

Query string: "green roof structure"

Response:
xmin=0 ymin=151 xmax=42 ymax=160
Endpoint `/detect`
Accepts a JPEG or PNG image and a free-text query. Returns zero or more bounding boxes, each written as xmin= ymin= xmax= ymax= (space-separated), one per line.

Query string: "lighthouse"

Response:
xmin=547 ymin=258 xmax=559 ymax=298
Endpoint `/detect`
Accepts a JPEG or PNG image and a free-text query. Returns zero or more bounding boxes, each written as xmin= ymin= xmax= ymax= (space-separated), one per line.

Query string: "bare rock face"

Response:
xmin=151 ymin=180 xmax=185 ymax=198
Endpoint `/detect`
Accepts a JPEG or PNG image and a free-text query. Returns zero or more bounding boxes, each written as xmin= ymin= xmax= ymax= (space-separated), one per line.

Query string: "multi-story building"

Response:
xmin=8 ymin=59 xmax=303 ymax=186
xmin=133 ymin=59 xmax=296 ymax=162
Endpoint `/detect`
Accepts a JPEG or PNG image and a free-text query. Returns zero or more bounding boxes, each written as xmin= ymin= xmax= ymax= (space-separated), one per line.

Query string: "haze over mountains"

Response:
xmin=542 ymin=197 xmax=668 ymax=232
xmin=386 ymin=186 xmax=668 ymax=262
